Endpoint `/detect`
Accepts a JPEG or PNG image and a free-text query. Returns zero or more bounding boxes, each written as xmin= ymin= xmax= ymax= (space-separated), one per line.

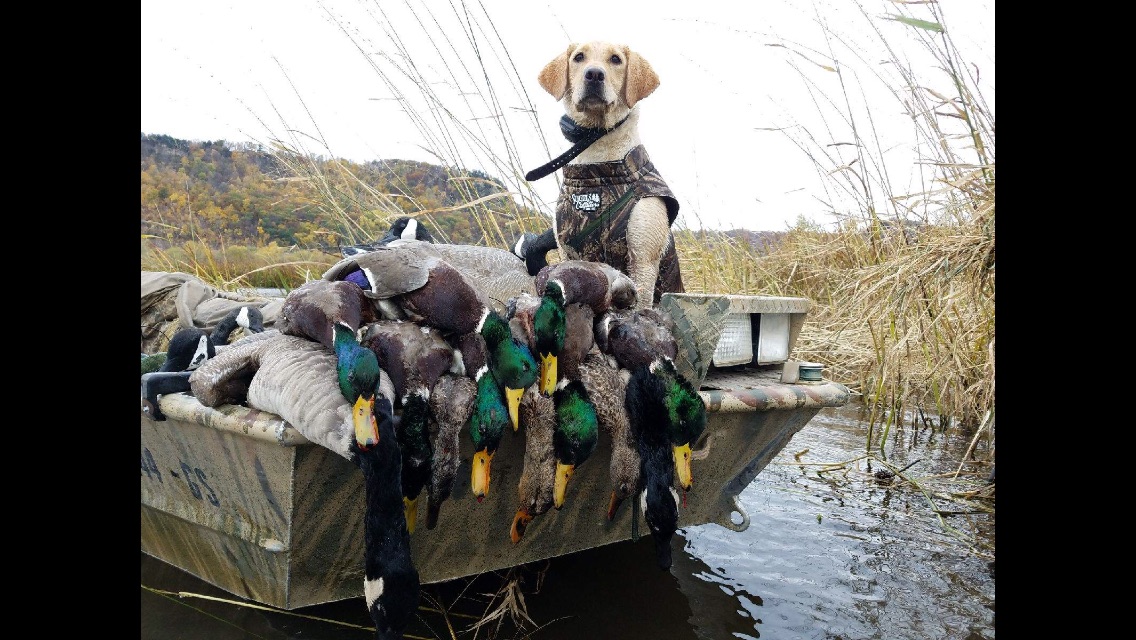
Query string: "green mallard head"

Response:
xmin=480 ymin=310 xmax=538 ymax=431
xmin=534 ymin=282 xmax=567 ymax=395
xmin=551 ymin=379 xmax=599 ymax=509
xmin=398 ymin=390 xmax=433 ymax=534
xmin=652 ymin=358 xmax=706 ymax=491
xmin=468 ymin=366 xmax=511 ymax=502
xmin=333 ymin=323 xmax=383 ymax=450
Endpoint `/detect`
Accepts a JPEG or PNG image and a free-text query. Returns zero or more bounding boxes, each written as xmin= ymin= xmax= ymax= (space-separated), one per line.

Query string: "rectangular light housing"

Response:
xmin=711 ymin=313 xmax=753 ymax=366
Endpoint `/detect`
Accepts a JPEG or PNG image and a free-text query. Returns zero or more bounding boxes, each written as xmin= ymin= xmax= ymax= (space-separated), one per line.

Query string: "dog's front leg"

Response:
xmin=626 ymin=198 xmax=669 ymax=309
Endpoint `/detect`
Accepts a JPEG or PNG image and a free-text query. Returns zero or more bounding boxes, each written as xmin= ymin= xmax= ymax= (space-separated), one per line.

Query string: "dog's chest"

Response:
xmin=555 ymin=146 xmax=677 ymax=273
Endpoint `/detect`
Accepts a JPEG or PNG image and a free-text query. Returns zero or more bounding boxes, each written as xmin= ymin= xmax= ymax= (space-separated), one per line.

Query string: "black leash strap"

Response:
xmin=524 ymin=115 xmax=629 ymax=182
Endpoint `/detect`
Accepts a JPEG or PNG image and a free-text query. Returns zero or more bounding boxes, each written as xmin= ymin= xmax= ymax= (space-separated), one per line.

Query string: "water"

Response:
xmin=141 ymin=403 xmax=995 ymax=639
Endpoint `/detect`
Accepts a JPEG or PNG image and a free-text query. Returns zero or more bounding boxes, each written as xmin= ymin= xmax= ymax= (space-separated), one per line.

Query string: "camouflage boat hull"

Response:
xmin=141 ymin=367 xmax=849 ymax=610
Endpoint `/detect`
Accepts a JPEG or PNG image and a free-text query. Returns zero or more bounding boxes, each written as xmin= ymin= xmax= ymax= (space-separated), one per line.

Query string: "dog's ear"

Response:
xmin=623 ymin=47 xmax=660 ymax=108
xmin=538 ymin=44 xmax=575 ymax=100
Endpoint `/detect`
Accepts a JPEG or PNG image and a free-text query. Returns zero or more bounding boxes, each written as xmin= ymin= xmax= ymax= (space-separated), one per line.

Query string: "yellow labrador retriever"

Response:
xmin=531 ymin=41 xmax=684 ymax=308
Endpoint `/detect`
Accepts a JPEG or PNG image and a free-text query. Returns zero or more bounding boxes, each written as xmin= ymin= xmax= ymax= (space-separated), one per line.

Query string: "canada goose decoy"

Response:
xmin=510 ymin=386 xmax=557 ymax=543
xmin=512 ymin=228 xmax=559 ymax=276
xmin=626 ymin=363 xmax=682 ymax=571
xmin=359 ymin=320 xmax=456 ymax=533
xmin=552 ymin=378 xmax=600 ymax=509
xmin=210 ymin=304 xmax=266 ymax=345
xmin=324 ymin=240 xmax=538 ymax=431
xmin=340 ymin=216 xmax=435 ymax=257
xmin=426 ymin=373 xmax=476 ymax=530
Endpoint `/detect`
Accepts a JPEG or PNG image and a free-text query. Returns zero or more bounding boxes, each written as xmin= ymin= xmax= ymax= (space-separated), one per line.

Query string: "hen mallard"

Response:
xmin=426 ymin=373 xmax=476 ymax=530
xmin=510 ymin=386 xmax=557 ymax=543
xmin=576 ymin=351 xmax=640 ymax=520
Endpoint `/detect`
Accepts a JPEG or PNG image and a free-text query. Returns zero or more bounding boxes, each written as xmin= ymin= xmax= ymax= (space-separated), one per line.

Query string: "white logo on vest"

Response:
xmin=571 ymin=192 xmax=601 ymax=212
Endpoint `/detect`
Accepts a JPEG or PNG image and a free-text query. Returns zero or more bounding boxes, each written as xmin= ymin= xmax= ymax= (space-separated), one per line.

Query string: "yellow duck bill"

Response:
xmin=471 ymin=449 xmax=494 ymax=502
xmin=553 ymin=461 xmax=575 ymax=509
xmin=506 ymin=387 xmax=525 ymax=432
xmin=674 ymin=443 xmax=693 ymax=491
xmin=403 ymin=496 xmax=418 ymax=535
xmin=352 ymin=395 xmax=378 ymax=450
xmin=539 ymin=353 xmax=558 ymax=396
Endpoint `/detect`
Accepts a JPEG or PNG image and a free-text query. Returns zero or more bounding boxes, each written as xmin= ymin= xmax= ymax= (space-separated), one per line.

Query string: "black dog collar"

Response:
xmin=524 ymin=114 xmax=630 ymax=182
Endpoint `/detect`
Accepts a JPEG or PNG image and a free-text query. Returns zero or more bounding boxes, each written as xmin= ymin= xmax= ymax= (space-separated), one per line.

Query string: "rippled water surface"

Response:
xmin=141 ymin=403 xmax=995 ymax=639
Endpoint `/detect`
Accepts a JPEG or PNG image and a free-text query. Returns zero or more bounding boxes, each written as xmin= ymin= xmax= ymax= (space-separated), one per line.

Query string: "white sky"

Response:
xmin=141 ymin=0 xmax=994 ymax=232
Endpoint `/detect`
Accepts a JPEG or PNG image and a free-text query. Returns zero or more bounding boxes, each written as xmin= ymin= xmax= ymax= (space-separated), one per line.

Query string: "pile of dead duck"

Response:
xmin=142 ymin=237 xmax=706 ymax=639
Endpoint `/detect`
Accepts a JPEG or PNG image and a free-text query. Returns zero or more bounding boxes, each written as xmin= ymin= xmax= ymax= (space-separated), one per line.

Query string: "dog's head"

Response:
xmin=538 ymin=42 xmax=659 ymax=128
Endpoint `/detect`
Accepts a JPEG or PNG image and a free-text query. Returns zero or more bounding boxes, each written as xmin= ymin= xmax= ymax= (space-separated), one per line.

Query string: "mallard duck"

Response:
xmin=575 ymin=352 xmax=639 ymax=520
xmin=324 ymin=241 xmax=538 ymax=431
xmin=353 ymin=394 xmax=421 ymax=640
xmin=359 ymin=320 xmax=456 ymax=533
xmin=510 ymin=386 xmax=556 ymax=543
xmin=277 ymin=279 xmax=384 ymax=448
xmin=340 ymin=215 xmax=435 ymax=257
xmin=507 ymin=291 xmax=595 ymax=396
xmin=426 ymin=373 xmax=476 ymax=530
xmin=626 ymin=362 xmax=682 ymax=571
xmin=552 ymin=378 xmax=600 ymax=509
xmin=419 ymin=241 xmax=536 ymax=314
xmin=534 ymin=259 xmax=638 ymax=314
xmin=595 ymin=308 xmax=703 ymax=492
xmin=468 ymin=364 xmax=513 ymax=502
xmin=188 ymin=333 xmax=420 ymax=636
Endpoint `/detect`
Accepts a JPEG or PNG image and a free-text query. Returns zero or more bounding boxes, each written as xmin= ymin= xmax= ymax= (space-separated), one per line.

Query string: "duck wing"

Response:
xmin=426 ymin=243 xmax=536 ymax=313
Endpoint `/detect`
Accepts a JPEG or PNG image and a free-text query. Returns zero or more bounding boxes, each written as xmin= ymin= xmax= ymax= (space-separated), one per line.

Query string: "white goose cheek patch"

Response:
xmin=365 ymin=576 xmax=384 ymax=610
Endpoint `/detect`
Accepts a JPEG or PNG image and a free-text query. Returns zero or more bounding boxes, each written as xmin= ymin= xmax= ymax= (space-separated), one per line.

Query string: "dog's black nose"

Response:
xmin=585 ymin=67 xmax=605 ymax=83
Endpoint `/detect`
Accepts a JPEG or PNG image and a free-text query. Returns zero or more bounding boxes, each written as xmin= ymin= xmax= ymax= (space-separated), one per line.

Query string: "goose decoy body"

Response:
xmin=142 ymin=306 xmax=267 ymax=376
xmin=340 ymin=216 xmax=434 ymax=257
xmin=551 ymin=378 xmax=600 ymax=509
xmin=426 ymin=373 xmax=476 ymax=530
xmin=510 ymin=386 xmax=556 ymax=543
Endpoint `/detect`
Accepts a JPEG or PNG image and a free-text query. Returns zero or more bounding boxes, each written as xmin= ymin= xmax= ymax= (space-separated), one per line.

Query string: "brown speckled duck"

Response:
xmin=510 ymin=386 xmax=557 ymax=543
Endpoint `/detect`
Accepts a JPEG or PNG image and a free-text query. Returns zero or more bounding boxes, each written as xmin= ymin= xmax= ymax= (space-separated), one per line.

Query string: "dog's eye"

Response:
xmin=610 ymin=54 xmax=622 ymax=65
xmin=573 ymin=52 xmax=585 ymax=63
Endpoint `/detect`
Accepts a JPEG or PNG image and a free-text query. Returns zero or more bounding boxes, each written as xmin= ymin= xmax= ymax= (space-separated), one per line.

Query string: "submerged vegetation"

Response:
xmin=142 ymin=0 xmax=992 ymax=524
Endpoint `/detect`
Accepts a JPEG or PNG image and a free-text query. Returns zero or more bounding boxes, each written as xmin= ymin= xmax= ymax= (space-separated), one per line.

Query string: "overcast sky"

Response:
xmin=141 ymin=0 xmax=994 ymax=232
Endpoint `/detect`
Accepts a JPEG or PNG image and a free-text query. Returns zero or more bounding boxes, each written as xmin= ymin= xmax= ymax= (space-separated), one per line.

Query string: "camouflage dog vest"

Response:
xmin=555 ymin=144 xmax=685 ymax=305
